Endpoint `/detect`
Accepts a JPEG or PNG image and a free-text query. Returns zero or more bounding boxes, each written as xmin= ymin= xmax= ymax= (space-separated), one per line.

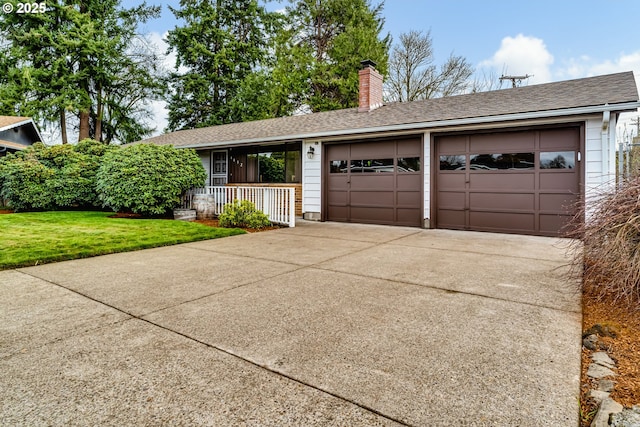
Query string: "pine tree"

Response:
xmin=282 ymin=0 xmax=390 ymax=112
xmin=0 ymin=1 xmax=163 ymax=144
xmin=166 ymin=0 xmax=280 ymax=130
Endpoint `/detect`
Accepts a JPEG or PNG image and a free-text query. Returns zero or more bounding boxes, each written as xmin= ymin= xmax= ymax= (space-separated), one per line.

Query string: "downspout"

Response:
xmin=601 ymin=107 xmax=610 ymax=185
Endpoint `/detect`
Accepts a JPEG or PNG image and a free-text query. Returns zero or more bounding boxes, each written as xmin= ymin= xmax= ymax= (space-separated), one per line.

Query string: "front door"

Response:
xmin=211 ymin=150 xmax=228 ymax=186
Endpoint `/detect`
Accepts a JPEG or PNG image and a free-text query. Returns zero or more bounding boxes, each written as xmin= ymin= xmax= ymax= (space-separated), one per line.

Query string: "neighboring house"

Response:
xmin=0 ymin=116 xmax=43 ymax=157
xmin=141 ymin=63 xmax=640 ymax=236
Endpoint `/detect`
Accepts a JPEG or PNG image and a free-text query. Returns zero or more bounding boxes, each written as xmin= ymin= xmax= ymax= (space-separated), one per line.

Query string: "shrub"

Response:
xmin=218 ymin=200 xmax=271 ymax=229
xmin=0 ymin=140 xmax=107 ymax=211
xmin=0 ymin=153 xmax=54 ymax=211
xmin=566 ymin=176 xmax=640 ymax=310
xmin=96 ymin=144 xmax=206 ymax=216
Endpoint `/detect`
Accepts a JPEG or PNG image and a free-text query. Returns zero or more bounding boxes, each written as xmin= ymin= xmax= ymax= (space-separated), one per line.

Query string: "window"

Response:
xmin=440 ymin=155 xmax=465 ymax=170
xmin=285 ymin=149 xmax=301 ymax=182
xmin=540 ymin=151 xmax=575 ymax=169
xmin=229 ymin=142 xmax=301 ymax=183
xmin=398 ymin=157 xmax=420 ymax=172
xmin=470 ymin=153 xmax=534 ymax=170
xmin=330 ymin=160 xmax=348 ymax=173
xmin=350 ymin=158 xmax=394 ymax=173
xmin=213 ymin=152 xmax=226 ymax=174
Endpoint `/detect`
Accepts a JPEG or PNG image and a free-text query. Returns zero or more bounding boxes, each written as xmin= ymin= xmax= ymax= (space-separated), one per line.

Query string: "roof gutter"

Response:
xmin=178 ymin=101 xmax=640 ymax=150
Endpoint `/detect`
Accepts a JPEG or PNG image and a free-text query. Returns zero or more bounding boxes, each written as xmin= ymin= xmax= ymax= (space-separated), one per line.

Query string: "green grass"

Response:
xmin=0 ymin=211 xmax=245 ymax=270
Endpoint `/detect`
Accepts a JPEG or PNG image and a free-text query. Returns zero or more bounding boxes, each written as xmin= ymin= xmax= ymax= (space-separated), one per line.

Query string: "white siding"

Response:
xmin=584 ymin=115 xmax=617 ymax=213
xmin=423 ymin=131 xmax=431 ymax=226
xmin=302 ymin=141 xmax=322 ymax=215
xmin=198 ymin=150 xmax=211 ymax=185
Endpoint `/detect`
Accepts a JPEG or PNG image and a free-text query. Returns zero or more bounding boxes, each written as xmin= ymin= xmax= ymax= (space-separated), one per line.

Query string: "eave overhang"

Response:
xmin=177 ymin=101 xmax=640 ymax=150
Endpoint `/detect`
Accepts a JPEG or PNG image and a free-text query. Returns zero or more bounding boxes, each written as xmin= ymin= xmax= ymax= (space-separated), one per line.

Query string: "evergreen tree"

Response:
xmin=282 ymin=0 xmax=390 ymax=112
xmin=0 ymin=1 xmax=163 ymax=144
xmin=166 ymin=0 xmax=280 ymax=130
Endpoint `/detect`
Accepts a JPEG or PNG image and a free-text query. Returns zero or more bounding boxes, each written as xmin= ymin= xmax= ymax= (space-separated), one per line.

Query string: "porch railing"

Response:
xmin=182 ymin=186 xmax=296 ymax=227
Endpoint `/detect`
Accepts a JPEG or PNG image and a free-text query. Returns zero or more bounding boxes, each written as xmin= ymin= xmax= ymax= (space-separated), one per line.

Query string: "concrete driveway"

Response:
xmin=0 ymin=221 xmax=581 ymax=426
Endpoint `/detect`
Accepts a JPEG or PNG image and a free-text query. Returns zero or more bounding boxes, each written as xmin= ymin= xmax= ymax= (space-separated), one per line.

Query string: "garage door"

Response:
xmin=326 ymin=138 xmax=422 ymax=227
xmin=436 ymin=127 xmax=580 ymax=236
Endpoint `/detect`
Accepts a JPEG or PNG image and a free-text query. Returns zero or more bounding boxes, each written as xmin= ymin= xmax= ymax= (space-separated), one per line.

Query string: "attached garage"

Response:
xmin=325 ymin=137 xmax=422 ymax=227
xmin=435 ymin=126 xmax=581 ymax=236
xmin=142 ymin=67 xmax=638 ymax=237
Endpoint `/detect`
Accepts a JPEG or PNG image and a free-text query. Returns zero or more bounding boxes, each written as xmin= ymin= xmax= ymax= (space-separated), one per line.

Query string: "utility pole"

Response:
xmin=631 ymin=116 xmax=640 ymax=137
xmin=499 ymin=74 xmax=532 ymax=88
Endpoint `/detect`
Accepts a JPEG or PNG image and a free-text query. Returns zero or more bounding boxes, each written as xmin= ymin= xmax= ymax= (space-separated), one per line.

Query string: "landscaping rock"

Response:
xmin=589 ymin=389 xmax=610 ymax=403
xmin=584 ymin=334 xmax=599 ymax=350
xmin=591 ymin=397 xmax=623 ymax=427
xmin=587 ymin=363 xmax=616 ymax=379
xmin=598 ymin=379 xmax=616 ymax=393
xmin=610 ymin=405 xmax=640 ymax=427
xmin=584 ymin=324 xmax=620 ymax=338
xmin=592 ymin=351 xmax=616 ymax=369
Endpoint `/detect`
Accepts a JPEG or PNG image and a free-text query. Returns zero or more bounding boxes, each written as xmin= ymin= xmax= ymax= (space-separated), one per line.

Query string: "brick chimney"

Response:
xmin=358 ymin=59 xmax=383 ymax=112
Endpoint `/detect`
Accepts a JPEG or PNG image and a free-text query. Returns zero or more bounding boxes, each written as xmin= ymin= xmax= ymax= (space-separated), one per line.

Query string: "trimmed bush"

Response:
xmin=218 ymin=199 xmax=271 ymax=229
xmin=0 ymin=153 xmax=54 ymax=211
xmin=566 ymin=176 xmax=640 ymax=310
xmin=96 ymin=144 xmax=206 ymax=216
xmin=0 ymin=140 xmax=107 ymax=211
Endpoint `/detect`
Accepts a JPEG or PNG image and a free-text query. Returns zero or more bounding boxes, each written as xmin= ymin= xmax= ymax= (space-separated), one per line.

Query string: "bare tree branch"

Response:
xmin=385 ymin=30 xmax=474 ymax=102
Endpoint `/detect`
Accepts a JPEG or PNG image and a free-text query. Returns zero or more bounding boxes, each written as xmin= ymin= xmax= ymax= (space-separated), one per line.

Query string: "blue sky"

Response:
xmin=138 ymin=0 xmax=640 ymax=138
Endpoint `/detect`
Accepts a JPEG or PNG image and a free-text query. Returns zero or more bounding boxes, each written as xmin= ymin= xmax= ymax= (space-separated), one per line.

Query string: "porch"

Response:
xmin=182 ymin=186 xmax=297 ymax=227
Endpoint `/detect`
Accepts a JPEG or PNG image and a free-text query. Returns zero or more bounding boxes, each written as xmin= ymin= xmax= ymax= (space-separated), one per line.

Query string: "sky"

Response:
xmin=136 ymin=0 xmax=640 ymax=141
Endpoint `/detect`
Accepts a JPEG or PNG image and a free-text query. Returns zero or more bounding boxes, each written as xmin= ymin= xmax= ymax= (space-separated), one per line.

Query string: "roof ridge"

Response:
xmin=137 ymin=71 xmax=639 ymax=148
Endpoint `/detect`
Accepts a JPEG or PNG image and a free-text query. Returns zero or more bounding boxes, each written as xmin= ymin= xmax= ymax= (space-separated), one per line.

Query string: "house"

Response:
xmin=0 ymin=116 xmax=43 ymax=157
xmin=141 ymin=63 xmax=640 ymax=236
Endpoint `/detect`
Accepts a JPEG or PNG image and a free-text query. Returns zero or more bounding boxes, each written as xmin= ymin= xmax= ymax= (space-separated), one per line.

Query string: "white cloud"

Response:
xmin=479 ymin=36 xmax=640 ymax=139
xmin=146 ymin=31 xmax=182 ymax=73
xmin=479 ymin=34 xmax=554 ymax=85
xmin=556 ymin=51 xmax=640 ymax=139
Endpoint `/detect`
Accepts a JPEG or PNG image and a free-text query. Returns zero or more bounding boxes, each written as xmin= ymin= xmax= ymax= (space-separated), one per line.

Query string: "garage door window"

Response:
xmin=398 ymin=157 xmax=420 ymax=172
xmin=330 ymin=160 xmax=348 ymax=173
xmin=540 ymin=151 xmax=575 ymax=169
xmin=470 ymin=153 xmax=534 ymax=170
xmin=440 ymin=155 xmax=465 ymax=170
xmin=350 ymin=159 xmax=394 ymax=173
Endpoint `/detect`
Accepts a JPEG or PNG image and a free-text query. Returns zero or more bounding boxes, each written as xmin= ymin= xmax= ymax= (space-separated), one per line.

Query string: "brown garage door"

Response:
xmin=326 ymin=138 xmax=422 ymax=227
xmin=436 ymin=127 xmax=581 ymax=236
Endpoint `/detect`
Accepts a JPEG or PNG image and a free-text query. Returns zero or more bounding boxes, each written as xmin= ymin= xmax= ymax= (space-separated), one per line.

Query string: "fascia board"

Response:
xmin=0 ymin=119 xmax=31 ymax=132
xmin=0 ymin=139 xmax=28 ymax=150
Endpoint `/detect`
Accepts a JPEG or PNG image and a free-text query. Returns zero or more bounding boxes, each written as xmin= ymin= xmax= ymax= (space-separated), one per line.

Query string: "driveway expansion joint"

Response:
xmin=310 ymin=263 xmax=581 ymax=314
xmin=13 ymin=270 xmax=413 ymax=426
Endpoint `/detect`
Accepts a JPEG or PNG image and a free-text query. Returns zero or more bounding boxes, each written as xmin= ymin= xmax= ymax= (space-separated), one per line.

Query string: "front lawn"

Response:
xmin=0 ymin=211 xmax=245 ymax=269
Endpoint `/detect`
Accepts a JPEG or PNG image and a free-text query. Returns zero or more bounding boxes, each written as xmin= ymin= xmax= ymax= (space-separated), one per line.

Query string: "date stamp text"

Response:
xmin=3 ymin=2 xmax=47 ymax=14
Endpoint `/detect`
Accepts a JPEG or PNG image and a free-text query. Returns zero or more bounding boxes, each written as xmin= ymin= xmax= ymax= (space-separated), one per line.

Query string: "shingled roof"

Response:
xmin=142 ymin=72 xmax=639 ymax=149
xmin=0 ymin=116 xmax=32 ymax=130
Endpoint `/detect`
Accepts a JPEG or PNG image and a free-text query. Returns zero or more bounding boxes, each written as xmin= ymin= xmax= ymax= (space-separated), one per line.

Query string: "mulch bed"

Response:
xmin=109 ymin=212 xmax=147 ymax=219
xmin=193 ymin=218 xmax=283 ymax=233
xmin=109 ymin=212 xmax=282 ymax=233
xmin=580 ymin=291 xmax=640 ymax=426
xmin=0 ymin=209 xmax=13 ymax=214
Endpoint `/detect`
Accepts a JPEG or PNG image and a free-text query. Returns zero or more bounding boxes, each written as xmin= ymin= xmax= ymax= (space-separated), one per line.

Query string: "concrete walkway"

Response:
xmin=1 ymin=221 xmax=581 ymax=426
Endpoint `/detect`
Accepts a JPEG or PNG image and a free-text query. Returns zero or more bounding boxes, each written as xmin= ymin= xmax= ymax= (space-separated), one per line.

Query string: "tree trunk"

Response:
xmin=60 ymin=109 xmax=68 ymax=145
xmin=95 ymin=85 xmax=103 ymax=143
xmin=78 ymin=110 xmax=90 ymax=141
